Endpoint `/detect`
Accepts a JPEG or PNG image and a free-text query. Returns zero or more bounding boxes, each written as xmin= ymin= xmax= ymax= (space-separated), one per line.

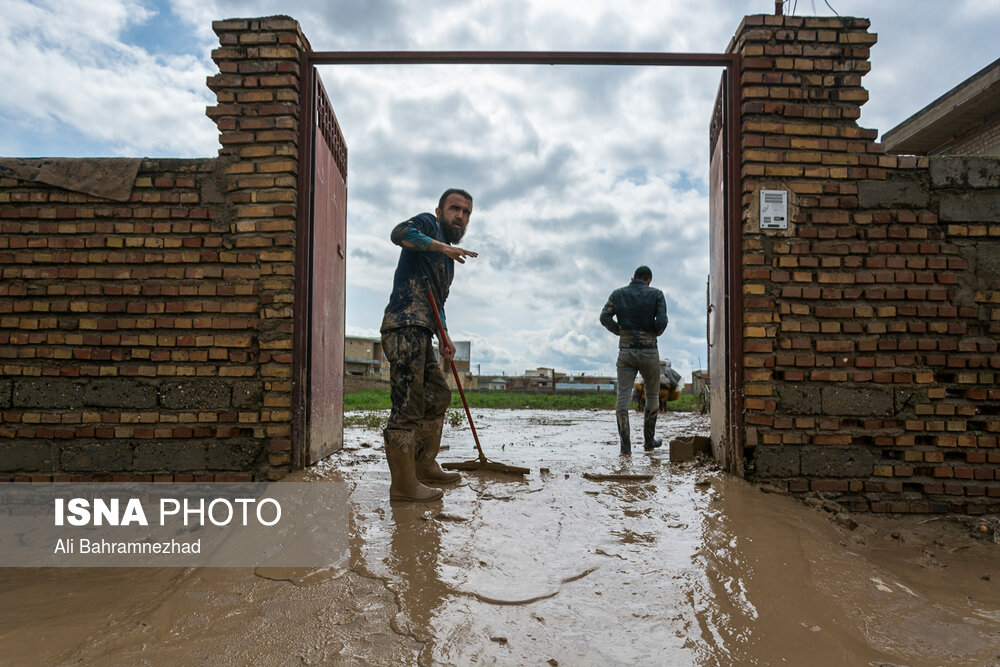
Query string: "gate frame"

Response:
xmin=293 ymin=50 xmax=744 ymax=472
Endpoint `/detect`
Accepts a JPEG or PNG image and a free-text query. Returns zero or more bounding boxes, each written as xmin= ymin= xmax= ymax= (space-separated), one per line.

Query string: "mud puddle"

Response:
xmin=1 ymin=409 xmax=997 ymax=665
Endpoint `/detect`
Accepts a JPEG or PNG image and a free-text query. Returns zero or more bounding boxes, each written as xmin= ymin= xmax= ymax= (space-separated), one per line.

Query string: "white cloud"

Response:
xmin=956 ymin=0 xmax=1000 ymax=19
xmin=3 ymin=0 xmax=995 ymax=382
xmin=167 ymin=0 xmax=223 ymax=42
xmin=0 ymin=0 xmax=217 ymax=157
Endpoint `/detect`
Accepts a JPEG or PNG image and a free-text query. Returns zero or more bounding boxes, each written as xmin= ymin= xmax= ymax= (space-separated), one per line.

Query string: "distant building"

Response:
xmin=691 ymin=369 xmax=708 ymax=394
xmin=344 ymin=336 xmax=383 ymax=377
xmin=344 ymin=335 xmax=476 ymax=389
xmin=555 ymin=382 xmax=615 ymax=392
xmin=882 ymin=57 xmax=1000 ymax=156
xmin=510 ymin=368 xmax=564 ymax=391
xmin=555 ymin=371 xmax=616 ymax=393
xmin=488 ymin=369 xmax=616 ymax=393
xmin=562 ymin=372 xmax=616 ymax=385
xmin=446 ymin=340 xmax=477 ymax=391
xmin=484 ymin=377 xmax=509 ymax=391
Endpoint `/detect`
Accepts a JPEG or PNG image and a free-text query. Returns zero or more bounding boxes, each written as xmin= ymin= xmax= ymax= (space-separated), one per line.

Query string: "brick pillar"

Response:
xmin=728 ymin=15 xmax=879 ymax=499
xmin=206 ymin=16 xmax=311 ymax=479
xmin=727 ymin=15 xmax=999 ymax=513
xmin=730 ymin=15 xmax=880 ymax=432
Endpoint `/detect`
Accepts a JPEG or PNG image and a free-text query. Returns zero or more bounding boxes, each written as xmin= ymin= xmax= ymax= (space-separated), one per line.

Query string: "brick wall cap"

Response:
xmin=213 ymin=19 xmax=249 ymax=33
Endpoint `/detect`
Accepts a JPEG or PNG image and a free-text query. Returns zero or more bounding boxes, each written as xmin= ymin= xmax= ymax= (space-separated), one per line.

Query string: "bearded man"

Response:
xmin=379 ymin=189 xmax=478 ymax=502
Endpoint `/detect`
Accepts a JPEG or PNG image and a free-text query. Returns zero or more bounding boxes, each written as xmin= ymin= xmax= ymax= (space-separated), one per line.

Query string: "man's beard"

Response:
xmin=443 ymin=221 xmax=465 ymax=244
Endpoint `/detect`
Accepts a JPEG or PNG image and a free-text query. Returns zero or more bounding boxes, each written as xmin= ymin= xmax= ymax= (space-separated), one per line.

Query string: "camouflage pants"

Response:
xmin=381 ymin=326 xmax=451 ymax=448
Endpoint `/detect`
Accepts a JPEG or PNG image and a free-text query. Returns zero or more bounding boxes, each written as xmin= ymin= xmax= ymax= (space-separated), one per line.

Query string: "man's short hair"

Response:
xmin=438 ymin=188 xmax=473 ymax=211
xmin=633 ymin=266 xmax=652 ymax=282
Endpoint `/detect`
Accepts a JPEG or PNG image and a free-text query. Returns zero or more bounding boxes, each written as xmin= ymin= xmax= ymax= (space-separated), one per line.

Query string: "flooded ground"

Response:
xmin=2 ymin=408 xmax=998 ymax=666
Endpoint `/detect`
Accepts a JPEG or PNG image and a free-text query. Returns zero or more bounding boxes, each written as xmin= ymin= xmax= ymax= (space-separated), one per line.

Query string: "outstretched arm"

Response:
xmin=391 ymin=224 xmax=478 ymax=263
xmin=428 ymin=239 xmax=478 ymax=264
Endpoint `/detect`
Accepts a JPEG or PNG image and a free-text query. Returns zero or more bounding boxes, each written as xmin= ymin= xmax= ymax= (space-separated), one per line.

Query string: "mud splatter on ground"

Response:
xmin=1 ymin=409 xmax=997 ymax=665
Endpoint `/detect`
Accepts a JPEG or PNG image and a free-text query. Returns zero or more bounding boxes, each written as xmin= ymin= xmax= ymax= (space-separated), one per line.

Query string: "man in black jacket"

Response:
xmin=599 ymin=266 xmax=668 ymax=454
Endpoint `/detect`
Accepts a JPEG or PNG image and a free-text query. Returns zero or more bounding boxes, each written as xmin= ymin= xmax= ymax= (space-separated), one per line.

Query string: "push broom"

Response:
xmin=427 ymin=290 xmax=529 ymax=476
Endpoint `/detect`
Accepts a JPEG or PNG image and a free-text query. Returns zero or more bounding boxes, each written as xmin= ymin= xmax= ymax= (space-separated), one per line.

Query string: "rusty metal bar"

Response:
xmin=307 ymin=51 xmax=734 ymax=67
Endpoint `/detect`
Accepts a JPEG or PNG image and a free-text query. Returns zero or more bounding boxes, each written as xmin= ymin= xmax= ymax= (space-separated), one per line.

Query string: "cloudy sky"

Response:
xmin=2 ymin=1 xmax=998 ymax=380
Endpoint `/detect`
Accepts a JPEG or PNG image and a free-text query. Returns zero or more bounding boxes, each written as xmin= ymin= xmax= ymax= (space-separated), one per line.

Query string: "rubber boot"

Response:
xmin=643 ymin=408 xmax=662 ymax=451
xmin=384 ymin=429 xmax=443 ymax=502
xmin=616 ymin=410 xmax=631 ymax=455
xmin=414 ymin=418 xmax=461 ymax=484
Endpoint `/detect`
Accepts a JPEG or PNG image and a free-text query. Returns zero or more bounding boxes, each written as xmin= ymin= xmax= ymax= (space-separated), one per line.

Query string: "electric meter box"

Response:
xmin=759 ymin=189 xmax=788 ymax=230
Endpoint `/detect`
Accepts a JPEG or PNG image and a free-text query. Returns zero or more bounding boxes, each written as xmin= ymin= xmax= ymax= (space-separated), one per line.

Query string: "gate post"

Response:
xmin=727 ymin=14 xmax=885 ymax=499
xmin=207 ymin=16 xmax=312 ymax=480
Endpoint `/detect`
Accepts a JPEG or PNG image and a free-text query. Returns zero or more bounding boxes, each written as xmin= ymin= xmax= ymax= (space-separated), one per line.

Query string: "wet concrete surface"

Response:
xmin=2 ymin=408 xmax=998 ymax=666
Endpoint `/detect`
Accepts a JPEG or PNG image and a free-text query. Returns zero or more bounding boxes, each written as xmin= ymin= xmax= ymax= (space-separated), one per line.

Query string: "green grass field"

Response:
xmin=344 ymin=388 xmax=698 ymax=413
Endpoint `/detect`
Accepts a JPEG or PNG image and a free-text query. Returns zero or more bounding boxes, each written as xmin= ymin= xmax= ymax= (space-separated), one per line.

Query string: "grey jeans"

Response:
xmin=616 ymin=348 xmax=660 ymax=415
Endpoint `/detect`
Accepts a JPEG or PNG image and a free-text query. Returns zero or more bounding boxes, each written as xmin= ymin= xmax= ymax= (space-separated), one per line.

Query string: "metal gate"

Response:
xmin=292 ymin=50 xmax=743 ymax=471
xmin=293 ymin=70 xmax=348 ymax=468
xmin=709 ymin=73 xmax=743 ymax=474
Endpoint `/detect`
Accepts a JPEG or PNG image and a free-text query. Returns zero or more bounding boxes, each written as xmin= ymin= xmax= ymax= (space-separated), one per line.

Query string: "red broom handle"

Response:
xmin=427 ymin=290 xmax=487 ymax=462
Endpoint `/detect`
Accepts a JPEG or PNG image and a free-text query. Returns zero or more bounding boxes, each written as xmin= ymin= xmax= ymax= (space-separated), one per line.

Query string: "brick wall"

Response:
xmin=947 ymin=109 xmax=1000 ymax=156
xmin=0 ymin=16 xmax=310 ymax=482
xmin=731 ymin=15 xmax=1000 ymax=513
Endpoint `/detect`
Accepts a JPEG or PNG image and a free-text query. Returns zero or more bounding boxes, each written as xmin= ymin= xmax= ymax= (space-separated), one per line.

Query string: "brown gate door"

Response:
xmin=708 ymin=74 xmax=734 ymax=472
xmin=305 ymin=72 xmax=348 ymax=465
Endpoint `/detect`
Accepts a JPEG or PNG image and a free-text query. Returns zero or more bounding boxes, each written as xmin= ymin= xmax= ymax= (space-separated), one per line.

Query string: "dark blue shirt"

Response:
xmin=600 ymin=279 xmax=668 ymax=349
xmin=380 ymin=212 xmax=454 ymax=334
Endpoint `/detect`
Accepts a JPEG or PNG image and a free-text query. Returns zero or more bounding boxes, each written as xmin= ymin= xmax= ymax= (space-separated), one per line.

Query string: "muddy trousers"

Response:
xmin=380 ymin=327 xmax=454 ymax=502
xmin=615 ymin=348 xmax=660 ymax=453
xmin=381 ymin=326 xmax=452 ymax=457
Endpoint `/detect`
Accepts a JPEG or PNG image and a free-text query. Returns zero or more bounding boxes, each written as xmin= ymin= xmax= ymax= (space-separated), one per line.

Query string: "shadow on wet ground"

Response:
xmin=2 ymin=409 xmax=998 ymax=665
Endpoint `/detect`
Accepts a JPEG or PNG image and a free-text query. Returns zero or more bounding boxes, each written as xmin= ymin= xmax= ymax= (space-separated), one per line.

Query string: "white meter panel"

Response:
xmin=760 ymin=189 xmax=788 ymax=230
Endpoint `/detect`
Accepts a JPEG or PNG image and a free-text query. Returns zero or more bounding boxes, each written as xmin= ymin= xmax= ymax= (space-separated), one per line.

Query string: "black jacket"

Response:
xmin=380 ymin=212 xmax=454 ymax=334
xmin=600 ymin=279 xmax=668 ymax=349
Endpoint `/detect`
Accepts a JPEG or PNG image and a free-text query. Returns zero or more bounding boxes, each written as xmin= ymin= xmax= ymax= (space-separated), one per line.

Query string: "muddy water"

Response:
xmin=2 ymin=409 xmax=997 ymax=666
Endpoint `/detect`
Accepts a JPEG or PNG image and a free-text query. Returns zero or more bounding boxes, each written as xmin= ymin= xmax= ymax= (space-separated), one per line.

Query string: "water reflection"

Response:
xmin=333 ymin=410 xmax=999 ymax=666
xmin=387 ymin=504 xmax=445 ymax=646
